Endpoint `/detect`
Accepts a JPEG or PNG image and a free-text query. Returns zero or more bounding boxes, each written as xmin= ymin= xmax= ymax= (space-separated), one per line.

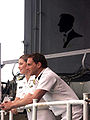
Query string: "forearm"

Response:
xmin=11 ymin=89 xmax=46 ymax=109
xmin=11 ymin=94 xmax=33 ymax=109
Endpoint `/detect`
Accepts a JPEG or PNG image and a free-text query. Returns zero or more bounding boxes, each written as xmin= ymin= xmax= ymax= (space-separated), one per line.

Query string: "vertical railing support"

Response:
xmin=0 ymin=43 xmax=1 ymax=103
xmin=32 ymin=99 xmax=38 ymax=120
xmin=83 ymin=93 xmax=89 ymax=120
xmin=9 ymin=111 xmax=13 ymax=120
xmin=1 ymin=110 xmax=4 ymax=120
xmin=67 ymin=103 xmax=72 ymax=120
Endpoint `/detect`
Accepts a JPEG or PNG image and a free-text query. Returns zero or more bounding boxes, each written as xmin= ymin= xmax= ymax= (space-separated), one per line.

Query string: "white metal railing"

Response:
xmin=0 ymin=93 xmax=90 ymax=120
xmin=45 ymin=48 xmax=90 ymax=59
xmin=2 ymin=48 xmax=90 ymax=65
xmin=30 ymin=99 xmax=84 ymax=120
xmin=0 ymin=111 xmax=13 ymax=120
xmin=0 ymin=43 xmax=1 ymax=103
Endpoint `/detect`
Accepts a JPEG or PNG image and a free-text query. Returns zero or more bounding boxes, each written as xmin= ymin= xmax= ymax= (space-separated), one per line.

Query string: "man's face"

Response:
xmin=27 ymin=58 xmax=39 ymax=76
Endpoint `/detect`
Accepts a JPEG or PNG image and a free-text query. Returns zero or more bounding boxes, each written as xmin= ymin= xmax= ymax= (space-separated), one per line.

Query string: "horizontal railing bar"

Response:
xmin=45 ymin=48 xmax=90 ymax=59
xmin=2 ymin=59 xmax=18 ymax=64
xmin=0 ymin=100 xmax=84 ymax=113
xmin=2 ymin=49 xmax=90 ymax=65
xmin=18 ymin=100 xmax=84 ymax=110
xmin=0 ymin=99 xmax=86 ymax=120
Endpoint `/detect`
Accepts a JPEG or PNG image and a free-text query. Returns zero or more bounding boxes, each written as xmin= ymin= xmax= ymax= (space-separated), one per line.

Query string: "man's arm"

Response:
xmin=1 ymin=89 xmax=47 ymax=111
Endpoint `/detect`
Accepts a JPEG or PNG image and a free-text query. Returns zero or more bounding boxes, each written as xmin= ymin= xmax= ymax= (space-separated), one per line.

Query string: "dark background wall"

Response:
xmin=24 ymin=0 xmax=90 ymax=73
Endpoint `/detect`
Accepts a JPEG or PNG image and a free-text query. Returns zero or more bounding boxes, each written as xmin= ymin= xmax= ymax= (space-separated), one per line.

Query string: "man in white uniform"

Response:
xmin=0 ymin=53 xmax=82 ymax=120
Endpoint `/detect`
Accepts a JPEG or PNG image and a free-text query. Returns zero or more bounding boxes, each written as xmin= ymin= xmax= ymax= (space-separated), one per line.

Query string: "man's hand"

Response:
xmin=0 ymin=101 xmax=12 ymax=111
xmin=11 ymin=108 xmax=18 ymax=114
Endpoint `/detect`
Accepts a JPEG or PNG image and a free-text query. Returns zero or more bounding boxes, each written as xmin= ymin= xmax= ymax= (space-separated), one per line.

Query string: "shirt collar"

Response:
xmin=36 ymin=68 xmax=46 ymax=80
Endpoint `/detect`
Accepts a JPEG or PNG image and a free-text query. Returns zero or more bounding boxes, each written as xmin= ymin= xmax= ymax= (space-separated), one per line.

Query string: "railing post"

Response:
xmin=1 ymin=110 xmax=4 ymax=120
xmin=0 ymin=43 xmax=1 ymax=104
xmin=32 ymin=99 xmax=38 ymax=120
xmin=83 ymin=93 xmax=89 ymax=120
xmin=67 ymin=103 xmax=72 ymax=120
xmin=9 ymin=111 xmax=13 ymax=120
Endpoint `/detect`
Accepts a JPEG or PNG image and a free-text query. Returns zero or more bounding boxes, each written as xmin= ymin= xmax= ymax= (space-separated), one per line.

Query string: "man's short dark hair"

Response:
xmin=28 ymin=53 xmax=48 ymax=68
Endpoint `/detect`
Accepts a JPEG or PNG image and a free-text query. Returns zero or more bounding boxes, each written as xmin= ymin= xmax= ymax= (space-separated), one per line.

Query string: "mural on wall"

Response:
xmin=41 ymin=0 xmax=90 ymax=55
xmin=58 ymin=13 xmax=83 ymax=48
xmin=40 ymin=0 xmax=90 ymax=74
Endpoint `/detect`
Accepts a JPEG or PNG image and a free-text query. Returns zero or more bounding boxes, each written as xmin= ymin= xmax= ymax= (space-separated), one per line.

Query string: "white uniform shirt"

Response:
xmin=35 ymin=67 xmax=82 ymax=120
xmin=16 ymin=75 xmax=36 ymax=98
xmin=16 ymin=75 xmax=36 ymax=119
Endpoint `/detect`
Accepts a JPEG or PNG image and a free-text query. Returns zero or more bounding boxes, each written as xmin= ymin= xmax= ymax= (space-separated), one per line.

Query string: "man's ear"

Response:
xmin=37 ymin=62 xmax=42 ymax=68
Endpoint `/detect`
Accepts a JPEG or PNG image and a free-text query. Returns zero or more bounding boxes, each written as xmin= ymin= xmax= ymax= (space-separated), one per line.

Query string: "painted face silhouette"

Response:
xmin=58 ymin=14 xmax=83 ymax=48
xmin=58 ymin=14 xmax=74 ymax=33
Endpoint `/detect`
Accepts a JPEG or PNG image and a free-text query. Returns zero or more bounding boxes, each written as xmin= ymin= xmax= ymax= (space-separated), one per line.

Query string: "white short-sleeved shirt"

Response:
xmin=16 ymin=75 xmax=36 ymax=98
xmin=35 ymin=67 xmax=83 ymax=120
